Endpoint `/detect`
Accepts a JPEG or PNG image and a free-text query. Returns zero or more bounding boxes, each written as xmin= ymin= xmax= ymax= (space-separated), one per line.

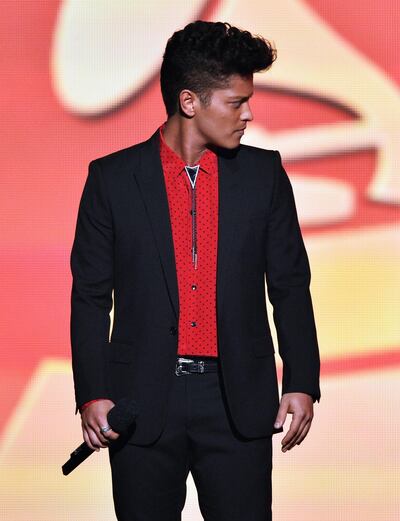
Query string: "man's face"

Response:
xmin=193 ymin=74 xmax=254 ymax=149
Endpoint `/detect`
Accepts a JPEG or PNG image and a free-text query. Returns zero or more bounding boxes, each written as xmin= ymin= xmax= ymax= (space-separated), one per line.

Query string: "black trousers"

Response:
xmin=108 ymin=356 xmax=273 ymax=521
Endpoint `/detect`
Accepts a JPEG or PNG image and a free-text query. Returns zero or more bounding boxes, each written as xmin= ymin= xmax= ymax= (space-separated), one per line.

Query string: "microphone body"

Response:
xmin=62 ymin=397 xmax=138 ymax=475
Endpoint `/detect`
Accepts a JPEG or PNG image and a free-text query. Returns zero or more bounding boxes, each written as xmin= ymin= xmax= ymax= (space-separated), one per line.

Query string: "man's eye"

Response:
xmin=231 ymin=101 xmax=241 ymax=108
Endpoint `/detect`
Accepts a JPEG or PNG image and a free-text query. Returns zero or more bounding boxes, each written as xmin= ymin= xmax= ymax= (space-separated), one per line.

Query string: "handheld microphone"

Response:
xmin=62 ymin=397 xmax=138 ymax=475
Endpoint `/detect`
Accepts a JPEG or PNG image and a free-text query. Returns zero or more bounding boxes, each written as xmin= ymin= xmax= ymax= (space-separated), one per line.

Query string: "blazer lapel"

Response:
xmin=133 ymin=131 xmax=180 ymax=320
xmin=216 ymin=151 xmax=243 ymax=318
xmin=132 ymin=130 xmax=245 ymax=322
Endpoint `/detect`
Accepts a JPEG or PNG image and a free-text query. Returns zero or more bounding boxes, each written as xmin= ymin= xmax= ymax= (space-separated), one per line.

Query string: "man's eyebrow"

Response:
xmin=227 ymin=93 xmax=254 ymax=101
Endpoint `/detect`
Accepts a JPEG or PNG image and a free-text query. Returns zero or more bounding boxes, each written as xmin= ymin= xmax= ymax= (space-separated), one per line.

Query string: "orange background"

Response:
xmin=0 ymin=1 xmax=399 ymax=520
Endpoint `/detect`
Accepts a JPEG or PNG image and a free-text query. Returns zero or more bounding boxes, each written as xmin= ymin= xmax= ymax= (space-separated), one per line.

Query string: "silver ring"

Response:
xmin=100 ymin=425 xmax=112 ymax=433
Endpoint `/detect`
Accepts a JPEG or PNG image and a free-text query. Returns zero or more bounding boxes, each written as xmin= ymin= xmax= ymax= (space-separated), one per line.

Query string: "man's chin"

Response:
xmin=226 ymin=139 xmax=242 ymax=150
xmin=214 ymin=137 xmax=242 ymax=150
xmin=208 ymin=141 xmax=241 ymax=157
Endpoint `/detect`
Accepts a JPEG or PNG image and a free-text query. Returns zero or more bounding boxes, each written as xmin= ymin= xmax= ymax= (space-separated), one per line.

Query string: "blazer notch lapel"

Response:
xmin=216 ymin=151 xmax=247 ymax=315
xmin=132 ymin=132 xmax=179 ymax=319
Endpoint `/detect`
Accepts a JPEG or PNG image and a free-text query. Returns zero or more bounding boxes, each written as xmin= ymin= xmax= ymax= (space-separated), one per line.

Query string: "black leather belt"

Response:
xmin=175 ymin=356 xmax=219 ymax=376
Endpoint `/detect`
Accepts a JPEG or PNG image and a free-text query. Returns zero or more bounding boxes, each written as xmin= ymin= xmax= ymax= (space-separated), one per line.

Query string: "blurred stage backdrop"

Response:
xmin=0 ymin=1 xmax=399 ymax=520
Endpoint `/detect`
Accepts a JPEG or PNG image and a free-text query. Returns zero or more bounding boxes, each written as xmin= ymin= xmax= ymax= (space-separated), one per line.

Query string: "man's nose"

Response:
xmin=241 ymin=102 xmax=253 ymax=121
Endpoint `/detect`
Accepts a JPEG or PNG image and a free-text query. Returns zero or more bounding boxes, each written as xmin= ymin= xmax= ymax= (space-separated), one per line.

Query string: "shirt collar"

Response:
xmin=158 ymin=123 xmax=216 ymax=179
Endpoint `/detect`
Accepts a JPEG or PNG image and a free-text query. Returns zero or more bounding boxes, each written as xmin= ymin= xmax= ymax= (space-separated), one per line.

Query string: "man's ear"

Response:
xmin=178 ymin=89 xmax=196 ymax=117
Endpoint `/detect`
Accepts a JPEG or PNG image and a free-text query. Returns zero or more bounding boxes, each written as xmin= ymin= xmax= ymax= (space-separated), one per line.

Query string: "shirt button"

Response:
xmin=191 ymin=284 xmax=197 ymax=290
xmin=191 ymin=321 xmax=197 ymax=327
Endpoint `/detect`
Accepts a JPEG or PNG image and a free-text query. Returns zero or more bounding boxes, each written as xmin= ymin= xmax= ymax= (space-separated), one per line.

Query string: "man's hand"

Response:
xmin=274 ymin=392 xmax=314 ymax=452
xmin=80 ymin=399 xmax=120 ymax=451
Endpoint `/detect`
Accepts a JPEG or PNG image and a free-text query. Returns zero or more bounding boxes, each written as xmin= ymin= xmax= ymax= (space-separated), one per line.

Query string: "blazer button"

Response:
xmin=169 ymin=326 xmax=177 ymax=335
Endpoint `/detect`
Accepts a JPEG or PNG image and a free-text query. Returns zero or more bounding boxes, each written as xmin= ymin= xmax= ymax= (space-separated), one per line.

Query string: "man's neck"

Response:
xmin=162 ymin=116 xmax=206 ymax=166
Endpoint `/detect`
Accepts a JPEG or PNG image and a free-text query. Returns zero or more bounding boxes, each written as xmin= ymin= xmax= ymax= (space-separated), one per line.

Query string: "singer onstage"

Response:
xmin=70 ymin=20 xmax=321 ymax=521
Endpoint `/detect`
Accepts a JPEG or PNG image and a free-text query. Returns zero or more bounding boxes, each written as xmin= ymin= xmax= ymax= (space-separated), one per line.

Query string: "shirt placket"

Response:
xmin=184 ymin=165 xmax=200 ymax=270
xmin=183 ymin=166 xmax=201 ymax=345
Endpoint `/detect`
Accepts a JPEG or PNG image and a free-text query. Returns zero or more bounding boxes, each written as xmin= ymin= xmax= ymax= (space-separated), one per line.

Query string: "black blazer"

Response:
xmin=70 ymin=129 xmax=320 ymax=445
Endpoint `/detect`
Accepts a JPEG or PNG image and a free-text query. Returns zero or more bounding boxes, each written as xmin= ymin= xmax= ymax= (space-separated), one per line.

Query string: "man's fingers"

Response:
xmin=281 ymin=414 xmax=303 ymax=450
xmin=95 ymin=417 xmax=121 ymax=442
xmin=86 ymin=417 xmax=120 ymax=444
xmin=85 ymin=417 xmax=113 ymax=444
xmin=83 ymin=425 xmax=101 ymax=451
xmin=285 ymin=419 xmax=310 ymax=450
xmin=278 ymin=393 xmax=314 ymax=452
xmin=102 ymin=429 xmax=120 ymax=441
xmin=80 ymin=400 xmax=120 ymax=448
xmin=98 ymin=425 xmax=120 ymax=442
xmin=82 ymin=427 xmax=98 ymax=452
xmin=82 ymin=423 xmax=119 ymax=450
xmin=95 ymin=424 xmax=113 ymax=445
xmin=295 ymin=420 xmax=312 ymax=446
xmin=87 ymin=424 xmax=108 ymax=448
xmin=283 ymin=416 xmax=312 ymax=451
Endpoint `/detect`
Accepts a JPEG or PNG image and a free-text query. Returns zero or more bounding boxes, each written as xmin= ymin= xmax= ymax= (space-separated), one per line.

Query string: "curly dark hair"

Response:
xmin=160 ymin=20 xmax=277 ymax=117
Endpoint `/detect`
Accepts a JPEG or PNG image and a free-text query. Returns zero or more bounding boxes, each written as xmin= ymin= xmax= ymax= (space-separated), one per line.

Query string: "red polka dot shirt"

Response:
xmin=159 ymin=123 xmax=219 ymax=359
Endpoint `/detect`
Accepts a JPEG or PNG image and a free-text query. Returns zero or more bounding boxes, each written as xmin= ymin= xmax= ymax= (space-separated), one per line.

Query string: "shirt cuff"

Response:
xmin=79 ymin=398 xmax=107 ymax=413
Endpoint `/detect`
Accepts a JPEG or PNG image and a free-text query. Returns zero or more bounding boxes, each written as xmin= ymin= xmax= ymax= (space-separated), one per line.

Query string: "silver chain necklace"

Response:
xmin=184 ymin=165 xmax=200 ymax=269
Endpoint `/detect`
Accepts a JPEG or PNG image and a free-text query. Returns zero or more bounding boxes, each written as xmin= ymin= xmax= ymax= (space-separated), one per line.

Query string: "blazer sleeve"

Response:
xmin=265 ymin=151 xmax=321 ymax=403
xmin=70 ymin=159 xmax=113 ymax=414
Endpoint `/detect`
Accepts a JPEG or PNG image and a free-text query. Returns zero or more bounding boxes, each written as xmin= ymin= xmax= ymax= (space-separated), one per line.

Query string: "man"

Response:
xmin=70 ymin=20 xmax=320 ymax=521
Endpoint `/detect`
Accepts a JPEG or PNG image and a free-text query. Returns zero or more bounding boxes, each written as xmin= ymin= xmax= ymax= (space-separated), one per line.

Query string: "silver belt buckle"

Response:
xmin=175 ymin=357 xmax=194 ymax=376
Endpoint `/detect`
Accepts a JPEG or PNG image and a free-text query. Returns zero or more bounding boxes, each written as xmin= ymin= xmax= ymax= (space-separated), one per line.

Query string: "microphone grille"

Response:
xmin=107 ymin=397 xmax=138 ymax=434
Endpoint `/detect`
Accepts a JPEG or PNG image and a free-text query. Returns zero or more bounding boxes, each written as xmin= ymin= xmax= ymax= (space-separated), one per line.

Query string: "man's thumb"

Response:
xmin=274 ymin=403 xmax=288 ymax=429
